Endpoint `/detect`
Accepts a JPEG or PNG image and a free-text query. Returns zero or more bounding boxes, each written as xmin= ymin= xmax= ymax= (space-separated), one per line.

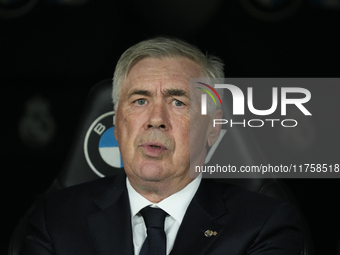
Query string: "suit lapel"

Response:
xmin=170 ymin=179 xmax=229 ymax=255
xmin=87 ymin=173 xmax=134 ymax=255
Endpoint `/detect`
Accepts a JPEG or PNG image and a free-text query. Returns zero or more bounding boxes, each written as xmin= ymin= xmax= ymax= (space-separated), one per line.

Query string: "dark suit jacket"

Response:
xmin=20 ymin=172 xmax=302 ymax=255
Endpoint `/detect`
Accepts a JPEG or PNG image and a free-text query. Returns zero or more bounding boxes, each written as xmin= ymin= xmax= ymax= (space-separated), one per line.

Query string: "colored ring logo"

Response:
xmin=196 ymin=82 xmax=222 ymax=115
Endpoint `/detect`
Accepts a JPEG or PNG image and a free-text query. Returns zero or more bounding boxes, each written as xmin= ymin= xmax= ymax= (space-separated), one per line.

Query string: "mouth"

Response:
xmin=140 ymin=142 xmax=168 ymax=157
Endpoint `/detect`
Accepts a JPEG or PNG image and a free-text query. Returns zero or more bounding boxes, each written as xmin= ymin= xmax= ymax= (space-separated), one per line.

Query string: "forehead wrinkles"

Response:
xmin=128 ymin=67 xmax=193 ymax=83
xmin=125 ymin=78 xmax=191 ymax=99
xmin=125 ymin=74 xmax=193 ymax=96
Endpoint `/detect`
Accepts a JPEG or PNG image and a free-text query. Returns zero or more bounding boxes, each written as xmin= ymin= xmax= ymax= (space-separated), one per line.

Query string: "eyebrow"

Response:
xmin=162 ymin=89 xmax=188 ymax=98
xmin=128 ymin=88 xmax=189 ymax=98
xmin=128 ymin=89 xmax=152 ymax=98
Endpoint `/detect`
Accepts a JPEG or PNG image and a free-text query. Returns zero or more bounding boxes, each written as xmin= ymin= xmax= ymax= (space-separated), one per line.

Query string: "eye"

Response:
xmin=173 ymin=99 xmax=184 ymax=107
xmin=135 ymin=99 xmax=147 ymax=105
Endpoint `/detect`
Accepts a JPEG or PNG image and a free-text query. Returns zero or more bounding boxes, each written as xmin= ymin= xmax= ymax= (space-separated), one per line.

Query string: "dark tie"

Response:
xmin=139 ymin=206 xmax=168 ymax=255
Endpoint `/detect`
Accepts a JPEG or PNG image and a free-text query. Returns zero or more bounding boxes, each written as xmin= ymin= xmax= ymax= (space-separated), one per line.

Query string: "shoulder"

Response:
xmin=199 ymin=178 xmax=283 ymax=205
xmin=40 ymin=172 xmax=126 ymax=215
xmin=198 ymin=178 xmax=298 ymax=221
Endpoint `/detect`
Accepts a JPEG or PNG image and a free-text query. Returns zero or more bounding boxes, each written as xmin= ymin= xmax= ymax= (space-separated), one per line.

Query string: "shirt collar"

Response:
xmin=126 ymin=175 xmax=201 ymax=224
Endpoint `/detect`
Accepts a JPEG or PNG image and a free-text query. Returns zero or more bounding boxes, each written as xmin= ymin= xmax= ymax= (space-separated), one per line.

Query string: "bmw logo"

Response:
xmin=84 ymin=111 xmax=123 ymax=177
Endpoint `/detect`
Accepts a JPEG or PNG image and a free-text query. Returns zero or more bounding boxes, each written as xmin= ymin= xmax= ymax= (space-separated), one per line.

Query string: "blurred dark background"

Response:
xmin=1 ymin=0 xmax=340 ymax=254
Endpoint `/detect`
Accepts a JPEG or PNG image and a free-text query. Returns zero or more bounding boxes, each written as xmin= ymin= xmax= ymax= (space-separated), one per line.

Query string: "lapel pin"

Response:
xmin=204 ymin=230 xmax=218 ymax=237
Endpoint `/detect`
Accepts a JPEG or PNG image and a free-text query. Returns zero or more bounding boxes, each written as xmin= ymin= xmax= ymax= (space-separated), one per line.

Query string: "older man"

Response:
xmin=20 ymin=37 xmax=302 ymax=255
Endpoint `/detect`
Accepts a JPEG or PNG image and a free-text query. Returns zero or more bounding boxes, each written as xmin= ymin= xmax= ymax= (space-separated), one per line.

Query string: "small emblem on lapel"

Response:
xmin=204 ymin=230 xmax=218 ymax=237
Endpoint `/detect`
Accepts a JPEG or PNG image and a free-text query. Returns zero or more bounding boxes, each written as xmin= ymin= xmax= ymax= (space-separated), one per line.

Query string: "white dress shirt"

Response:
xmin=126 ymin=176 xmax=202 ymax=255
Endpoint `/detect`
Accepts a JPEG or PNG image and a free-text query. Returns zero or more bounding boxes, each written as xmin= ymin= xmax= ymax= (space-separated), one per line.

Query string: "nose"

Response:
xmin=145 ymin=101 xmax=170 ymax=130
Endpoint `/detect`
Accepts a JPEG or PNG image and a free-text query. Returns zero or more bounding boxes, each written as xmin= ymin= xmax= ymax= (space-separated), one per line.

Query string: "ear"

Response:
xmin=207 ymin=109 xmax=223 ymax=147
xmin=113 ymin=106 xmax=118 ymax=140
xmin=114 ymin=121 xmax=118 ymax=140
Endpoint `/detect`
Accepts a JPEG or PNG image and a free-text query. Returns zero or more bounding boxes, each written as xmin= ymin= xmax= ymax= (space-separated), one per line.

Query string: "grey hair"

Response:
xmin=112 ymin=37 xmax=224 ymax=114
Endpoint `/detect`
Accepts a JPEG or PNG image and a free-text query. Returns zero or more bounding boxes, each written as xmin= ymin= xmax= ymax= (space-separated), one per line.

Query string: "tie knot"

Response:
xmin=140 ymin=206 xmax=168 ymax=229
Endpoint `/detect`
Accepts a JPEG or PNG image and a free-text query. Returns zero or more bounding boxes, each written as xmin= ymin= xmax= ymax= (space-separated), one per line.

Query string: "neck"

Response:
xmin=128 ymin=174 xmax=198 ymax=203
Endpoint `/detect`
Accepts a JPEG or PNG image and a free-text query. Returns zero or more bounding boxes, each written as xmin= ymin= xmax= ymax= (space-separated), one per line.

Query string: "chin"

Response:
xmin=134 ymin=167 xmax=171 ymax=183
xmin=139 ymin=171 xmax=169 ymax=182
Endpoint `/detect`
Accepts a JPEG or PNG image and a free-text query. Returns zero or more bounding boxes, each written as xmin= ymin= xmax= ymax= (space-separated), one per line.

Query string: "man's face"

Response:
xmin=114 ymin=57 xmax=211 ymax=191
